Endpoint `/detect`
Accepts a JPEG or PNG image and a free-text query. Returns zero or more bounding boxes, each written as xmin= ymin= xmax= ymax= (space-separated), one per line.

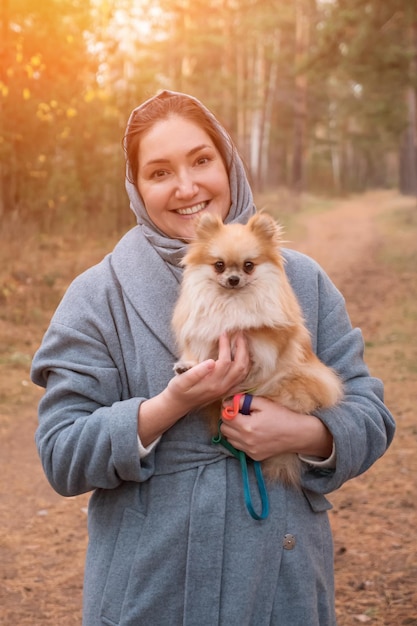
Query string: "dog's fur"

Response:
xmin=172 ymin=212 xmax=343 ymax=486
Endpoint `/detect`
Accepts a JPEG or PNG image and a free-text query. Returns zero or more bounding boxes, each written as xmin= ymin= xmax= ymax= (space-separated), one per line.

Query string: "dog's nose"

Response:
xmin=227 ymin=276 xmax=240 ymax=287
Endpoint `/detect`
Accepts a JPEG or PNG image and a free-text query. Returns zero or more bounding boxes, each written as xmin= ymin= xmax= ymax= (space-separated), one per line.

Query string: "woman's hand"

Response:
xmin=168 ymin=332 xmax=250 ymax=406
xmin=220 ymin=395 xmax=333 ymax=461
xmin=138 ymin=333 xmax=250 ymax=447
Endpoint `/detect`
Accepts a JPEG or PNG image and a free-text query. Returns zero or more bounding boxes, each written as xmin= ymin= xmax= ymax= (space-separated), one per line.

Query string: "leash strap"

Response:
xmin=212 ymin=394 xmax=269 ymax=521
xmin=222 ymin=393 xmax=243 ymax=420
xmin=241 ymin=393 xmax=253 ymax=415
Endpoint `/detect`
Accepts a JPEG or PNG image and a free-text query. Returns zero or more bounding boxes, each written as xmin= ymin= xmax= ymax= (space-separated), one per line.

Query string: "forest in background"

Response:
xmin=0 ymin=0 xmax=416 ymax=232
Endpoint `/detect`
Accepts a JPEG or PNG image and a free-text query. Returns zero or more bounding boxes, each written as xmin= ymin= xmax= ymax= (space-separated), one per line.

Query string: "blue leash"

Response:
xmin=212 ymin=394 xmax=270 ymax=521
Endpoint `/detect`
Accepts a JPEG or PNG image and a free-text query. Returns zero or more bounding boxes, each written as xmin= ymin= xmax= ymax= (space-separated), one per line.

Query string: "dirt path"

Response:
xmin=287 ymin=191 xmax=398 ymax=327
xmin=289 ymin=191 xmax=417 ymax=625
xmin=1 ymin=190 xmax=416 ymax=625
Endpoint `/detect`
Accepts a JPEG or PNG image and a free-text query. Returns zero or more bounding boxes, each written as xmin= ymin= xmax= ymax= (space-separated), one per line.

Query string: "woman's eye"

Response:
xmin=151 ymin=169 xmax=169 ymax=179
xmin=196 ymin=156 xmax=211 ymax=166
xmin=214 ymin=261 xmax=225 ymax=273
xmin=243 ymin=261 xmax=255 ymax=274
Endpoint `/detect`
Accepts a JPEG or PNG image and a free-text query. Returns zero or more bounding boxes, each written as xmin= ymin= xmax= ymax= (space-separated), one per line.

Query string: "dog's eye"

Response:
xmin=214 ymin=261 xmax=225 ymax=273
xmin=243 ymin=261 xmax=255 ymax=274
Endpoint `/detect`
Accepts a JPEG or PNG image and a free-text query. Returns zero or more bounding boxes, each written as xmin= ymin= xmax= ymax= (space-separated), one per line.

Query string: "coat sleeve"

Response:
xmin=31 ymin=275 xmax=156 ymax=497
xmin=298 ymin=265 xmax=396 ymax=494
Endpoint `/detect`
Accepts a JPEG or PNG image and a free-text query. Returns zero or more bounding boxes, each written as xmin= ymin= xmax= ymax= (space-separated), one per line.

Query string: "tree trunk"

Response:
xmin=260 ymin=31 xmax=280 ymax=191
xmin=399 ymin=6 xmax=417 ymax=197
xmin=399 ymin=88 xmax=417 ymax=195
xmin=291 ymin=0 xmax=309 ymax=194
xmin=235 ymin=40 xmax=248 ymax=165
xmin=249 ymin=41 xmax=265 ymax=191
xmin=0 ymin=0 xmax=10 ymax=218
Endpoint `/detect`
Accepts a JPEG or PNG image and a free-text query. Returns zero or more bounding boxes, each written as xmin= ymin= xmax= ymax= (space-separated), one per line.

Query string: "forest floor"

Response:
xmin=0 ymin=189 xmax=416 ymax=625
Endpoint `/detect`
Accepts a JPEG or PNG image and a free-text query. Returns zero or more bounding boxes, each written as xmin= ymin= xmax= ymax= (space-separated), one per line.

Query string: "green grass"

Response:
xmin=367 ymin=201 xmax=417 ymax=378
xmin=376 ymin=203 xmax=417 ymax=271
xmin=254 ymin=189 xmax=337 ymax=239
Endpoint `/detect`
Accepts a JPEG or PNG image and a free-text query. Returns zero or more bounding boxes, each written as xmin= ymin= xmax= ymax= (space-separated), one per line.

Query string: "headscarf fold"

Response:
xmin=124 ymin=90 xmax=256 ymax=280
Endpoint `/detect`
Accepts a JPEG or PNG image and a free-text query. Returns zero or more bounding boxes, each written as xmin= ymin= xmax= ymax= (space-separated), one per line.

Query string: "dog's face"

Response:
xmin=211 ymin=256 xmax=256 ymax=290
xmin=181 ymin=212 xmax=285 ymax=291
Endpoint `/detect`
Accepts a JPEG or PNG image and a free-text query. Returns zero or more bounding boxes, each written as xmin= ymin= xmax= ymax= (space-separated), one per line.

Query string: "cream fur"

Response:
xmin=172 ymin=212 xmax=343 ymax=486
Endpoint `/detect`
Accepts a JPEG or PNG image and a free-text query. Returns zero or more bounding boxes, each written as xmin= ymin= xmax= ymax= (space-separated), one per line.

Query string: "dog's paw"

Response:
xmin=173 ymin=360 xmax=195 ymax=375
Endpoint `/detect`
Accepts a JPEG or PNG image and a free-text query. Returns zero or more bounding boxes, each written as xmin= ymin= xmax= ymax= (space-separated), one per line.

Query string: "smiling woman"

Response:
xmin=136 ymin=116 xmax=231 ymax=240
xmin=123 ymin=90 xmax=254 ymax=267
xmin=31 ymin=90 xmax=395 ymax=626
xmin=124 ymin=91 xmax=234 ymax=184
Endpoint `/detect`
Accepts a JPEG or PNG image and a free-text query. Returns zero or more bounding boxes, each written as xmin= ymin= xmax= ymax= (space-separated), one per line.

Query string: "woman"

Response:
xmin=31 ymin=90 xmax=395 ymax=626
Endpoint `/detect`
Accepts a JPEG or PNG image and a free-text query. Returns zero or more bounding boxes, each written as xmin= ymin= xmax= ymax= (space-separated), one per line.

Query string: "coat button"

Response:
xmin=283 ymin=534 xmax=296 ymax=550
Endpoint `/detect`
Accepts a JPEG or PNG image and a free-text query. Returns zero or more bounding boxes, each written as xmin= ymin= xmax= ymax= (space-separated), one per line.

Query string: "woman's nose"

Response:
xmin=175 ymin=171 xmax=198 ymax=199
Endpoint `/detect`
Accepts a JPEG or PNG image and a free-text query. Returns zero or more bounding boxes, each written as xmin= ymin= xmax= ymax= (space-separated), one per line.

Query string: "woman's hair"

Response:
xmin=124 ymin=92 xmax=233 ymax=186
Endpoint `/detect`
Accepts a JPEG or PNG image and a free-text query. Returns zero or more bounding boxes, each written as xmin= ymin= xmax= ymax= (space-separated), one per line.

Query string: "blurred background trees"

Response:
xmin=0 ymin=0 xmax=416 ymax=230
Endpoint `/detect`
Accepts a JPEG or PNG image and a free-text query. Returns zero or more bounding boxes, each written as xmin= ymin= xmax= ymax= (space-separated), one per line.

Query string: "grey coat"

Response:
xmin=31 ymin=226 xmax=395 ymax=626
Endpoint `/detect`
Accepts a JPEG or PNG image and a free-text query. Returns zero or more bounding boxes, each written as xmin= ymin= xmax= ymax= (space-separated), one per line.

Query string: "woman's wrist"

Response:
xmin=138 ymin=388 xmax=187 ymax=448
xmin=290 ymin=413 xmax=333 ymax=459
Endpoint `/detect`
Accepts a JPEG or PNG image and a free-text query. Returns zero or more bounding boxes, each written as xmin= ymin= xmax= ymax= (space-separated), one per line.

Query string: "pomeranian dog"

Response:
xmin=172 ymin=212 xmax=343 ymax=486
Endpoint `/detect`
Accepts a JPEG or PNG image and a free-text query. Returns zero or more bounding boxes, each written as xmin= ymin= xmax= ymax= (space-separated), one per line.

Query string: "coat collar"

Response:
xmin=110 ymin=226 xmax=180 ymax=356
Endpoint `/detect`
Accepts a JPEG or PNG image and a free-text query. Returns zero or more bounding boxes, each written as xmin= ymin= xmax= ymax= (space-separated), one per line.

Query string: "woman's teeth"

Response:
xmin=176 ymin=201 xmax=208 ymax=215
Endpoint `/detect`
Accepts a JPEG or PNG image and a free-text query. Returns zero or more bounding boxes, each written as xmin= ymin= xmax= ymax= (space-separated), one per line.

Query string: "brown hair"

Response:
xmin=124 ymin=92 xmax=233 ymax=186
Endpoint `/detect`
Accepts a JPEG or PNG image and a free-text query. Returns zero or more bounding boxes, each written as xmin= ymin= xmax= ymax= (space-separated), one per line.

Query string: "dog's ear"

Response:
xmin=247 ymin=212 xmax=284 ymax=245
xmin=194 ymin=212 xmax=223 ymax=239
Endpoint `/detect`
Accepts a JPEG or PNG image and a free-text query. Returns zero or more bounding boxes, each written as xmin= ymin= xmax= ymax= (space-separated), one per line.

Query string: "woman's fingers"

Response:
xmin=169 ymin=332 xmax=250 ymax=408
xmin=170 ymin=359 xmax=216 ymax=392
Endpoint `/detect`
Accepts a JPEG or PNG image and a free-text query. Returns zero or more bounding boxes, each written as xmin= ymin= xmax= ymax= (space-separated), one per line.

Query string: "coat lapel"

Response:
xmin=110 ymin=226 xmax=181 ymax=356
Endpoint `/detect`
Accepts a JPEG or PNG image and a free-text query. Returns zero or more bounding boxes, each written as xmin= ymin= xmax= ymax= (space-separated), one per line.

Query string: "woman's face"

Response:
xmin=136 ymin=115 xmax=231 ymax=241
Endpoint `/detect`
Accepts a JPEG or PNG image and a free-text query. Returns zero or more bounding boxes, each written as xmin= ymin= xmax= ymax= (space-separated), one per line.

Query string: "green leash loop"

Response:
xmin=212 ymin=395 xmax=270 ymax=521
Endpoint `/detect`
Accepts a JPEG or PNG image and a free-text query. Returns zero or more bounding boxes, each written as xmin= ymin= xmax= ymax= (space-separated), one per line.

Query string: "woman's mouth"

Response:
xmin=175 ymin=201 xmax=209 ymax=216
